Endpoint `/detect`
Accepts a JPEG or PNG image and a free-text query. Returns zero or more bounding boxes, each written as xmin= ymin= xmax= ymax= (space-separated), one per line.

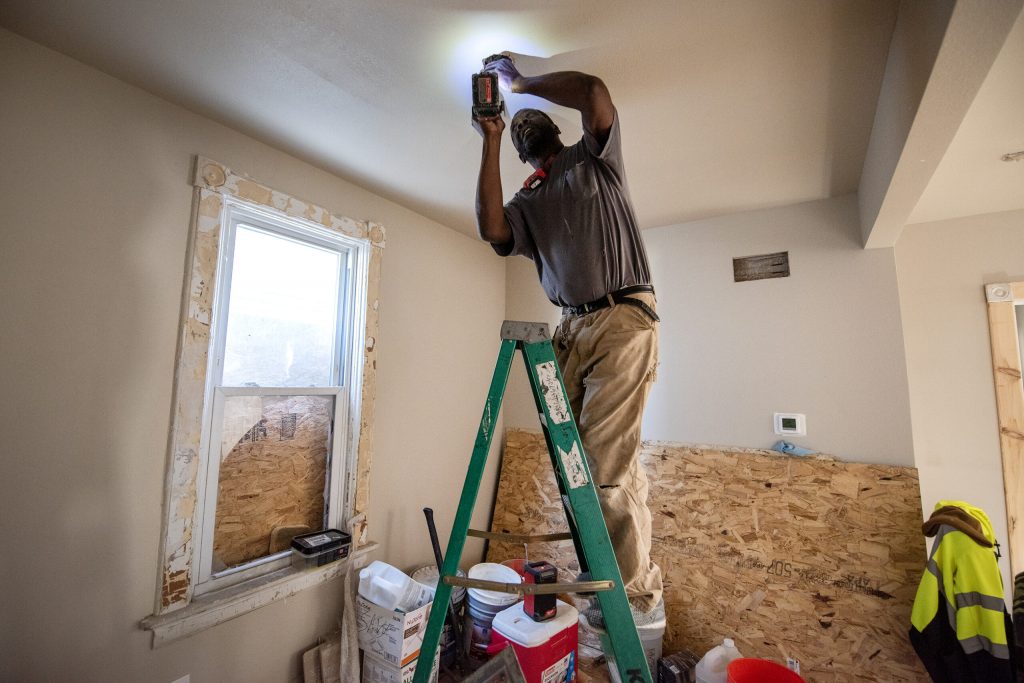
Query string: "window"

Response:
xmin=193 ymin=198 xmax=368 ymax=594
xmin=147 ymin=157 xmax=383 ymax=640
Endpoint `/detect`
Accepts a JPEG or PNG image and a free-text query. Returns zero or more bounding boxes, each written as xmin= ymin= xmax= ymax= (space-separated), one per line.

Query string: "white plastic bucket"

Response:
xmin=410 ymin=565 xmax=467 ymax=667
xmin=465 ymin=563 xmax=522 ymax=656
xmin=467 ymin=563 xmax=521 ymax=607
xmin=410 ymin=565 xmax=467 ymax=605
xmin=606 ymin=619 xmax=666 ymax=683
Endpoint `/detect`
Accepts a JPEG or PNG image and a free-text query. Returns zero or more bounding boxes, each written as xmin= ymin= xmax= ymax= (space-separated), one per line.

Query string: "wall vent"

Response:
xmin=733 ymin=251 xmax=790 ymax=282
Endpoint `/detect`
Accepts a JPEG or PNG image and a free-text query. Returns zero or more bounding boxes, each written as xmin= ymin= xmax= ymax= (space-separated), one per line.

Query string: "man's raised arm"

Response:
xmin=472 ymin=114 xmax=512 ymax=246
xmin=489 ymin=59 xmax=614 ymax=143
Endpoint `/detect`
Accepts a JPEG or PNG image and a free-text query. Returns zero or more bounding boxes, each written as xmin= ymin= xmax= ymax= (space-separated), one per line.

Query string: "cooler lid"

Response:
xmin=492 ymin=599 xmax=578 ymax=647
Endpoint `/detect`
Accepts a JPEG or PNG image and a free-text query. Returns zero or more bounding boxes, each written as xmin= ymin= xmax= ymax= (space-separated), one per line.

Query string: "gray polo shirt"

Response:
xmin=495 ymin=112 xmax=651 ymax=307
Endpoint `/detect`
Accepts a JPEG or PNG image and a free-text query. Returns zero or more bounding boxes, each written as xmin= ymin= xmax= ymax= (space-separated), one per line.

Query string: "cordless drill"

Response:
xmin=471 ymin=54 xmax=508 ymax=118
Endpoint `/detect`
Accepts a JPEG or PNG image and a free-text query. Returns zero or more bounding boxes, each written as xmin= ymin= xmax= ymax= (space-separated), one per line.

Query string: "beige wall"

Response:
xmin=507 ymin=195 xmax=915 ymax=465
xmin=501 ymin=257 xmax=562 ymax=429
xmin=647 ymin=195 xmax=914 ymax=464
xmin=895 ymin=208 xmax=1024 ymax=596
xmin=0 ymin=29 xmax=504 ymax=682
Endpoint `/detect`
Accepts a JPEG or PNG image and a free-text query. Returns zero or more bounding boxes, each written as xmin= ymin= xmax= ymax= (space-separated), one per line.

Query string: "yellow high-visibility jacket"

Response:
xmin=909 ymin=500 xmax=1016 ymax=681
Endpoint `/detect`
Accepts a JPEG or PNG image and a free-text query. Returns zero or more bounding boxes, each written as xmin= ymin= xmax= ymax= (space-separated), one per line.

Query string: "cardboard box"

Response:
xmin=355 ymin=595 xmax=433 ymax=667
xmin=361 ymin=650 xmax=438 ymax=683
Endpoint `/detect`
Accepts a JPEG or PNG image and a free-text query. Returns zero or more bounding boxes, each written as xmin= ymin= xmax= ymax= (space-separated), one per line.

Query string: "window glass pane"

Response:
xmin=213 ymin=394 xmax=333 ymax=572
xmin=222 ymin=226 xmax=342 ymax=387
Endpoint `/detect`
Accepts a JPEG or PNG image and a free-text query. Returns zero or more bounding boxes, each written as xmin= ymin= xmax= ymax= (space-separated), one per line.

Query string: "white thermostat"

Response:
xmin=774 ymin=412 xmax=806 ymax=436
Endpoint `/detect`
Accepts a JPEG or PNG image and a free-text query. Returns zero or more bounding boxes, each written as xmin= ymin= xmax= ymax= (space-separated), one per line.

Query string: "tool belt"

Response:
xmin=560 ymin=284 xmax=660 ymax=322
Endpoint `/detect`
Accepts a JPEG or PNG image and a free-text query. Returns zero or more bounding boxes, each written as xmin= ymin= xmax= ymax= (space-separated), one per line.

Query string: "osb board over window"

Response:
xmin=486 ymin=429 xmax=929 ymax=682
xmin=156 ymin=157 xmax=384 ymax=612
xmin=213 ymin=395 xmax=331 ymax=568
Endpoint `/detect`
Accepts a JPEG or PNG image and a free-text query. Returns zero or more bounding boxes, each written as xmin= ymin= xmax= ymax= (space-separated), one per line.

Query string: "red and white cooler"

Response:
xmin=488 ymin=599 xmax=578 ymax=683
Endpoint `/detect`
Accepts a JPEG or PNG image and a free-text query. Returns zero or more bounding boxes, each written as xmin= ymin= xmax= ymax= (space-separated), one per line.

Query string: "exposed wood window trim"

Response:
xmin=985 ymin=281 xmax=1024 ymax=576
xmin=142 ymin=541 xmax=378 ymax=648
xmin=151 ymin=156 xmax=384 ymax=618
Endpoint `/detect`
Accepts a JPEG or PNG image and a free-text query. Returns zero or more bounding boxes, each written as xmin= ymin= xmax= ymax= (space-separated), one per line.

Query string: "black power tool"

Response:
xmin=471 ymin=54 xmax=508 ymax=118
xmin=523 ymin=560 xmax=558 ymax=622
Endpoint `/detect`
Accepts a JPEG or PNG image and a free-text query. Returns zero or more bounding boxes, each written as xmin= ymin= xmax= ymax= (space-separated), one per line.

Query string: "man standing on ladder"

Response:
xmin=472 ymin=54 xmax=665 ymax=630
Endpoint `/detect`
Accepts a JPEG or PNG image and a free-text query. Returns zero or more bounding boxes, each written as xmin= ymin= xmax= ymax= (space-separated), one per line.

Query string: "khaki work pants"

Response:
xmin=553 ymin=292 xmax=663 ymax=611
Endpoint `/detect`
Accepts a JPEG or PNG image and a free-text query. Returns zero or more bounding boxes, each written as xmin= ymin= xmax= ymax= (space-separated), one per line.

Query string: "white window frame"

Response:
xmin=143 ymin=157 xmax=384 ymax=645
xmin=192 ymin=197 xmax=369 ymax=594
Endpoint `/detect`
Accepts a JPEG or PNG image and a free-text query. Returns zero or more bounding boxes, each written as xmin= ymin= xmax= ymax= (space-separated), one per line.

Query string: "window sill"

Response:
xmin=140 ymin=540 xmax=378 ymax=648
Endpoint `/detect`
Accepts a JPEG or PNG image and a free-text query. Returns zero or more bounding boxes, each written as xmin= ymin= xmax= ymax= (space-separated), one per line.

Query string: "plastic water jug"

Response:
xmin=357 ymin=560 xmax=432 ymax=612
xmin=695 ymin=638 xmax=743 ymax=683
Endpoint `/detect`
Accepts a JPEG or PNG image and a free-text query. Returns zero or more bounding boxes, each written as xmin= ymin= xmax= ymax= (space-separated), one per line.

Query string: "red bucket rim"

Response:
xmin=727 ymin=658 xmax=805 ymax=683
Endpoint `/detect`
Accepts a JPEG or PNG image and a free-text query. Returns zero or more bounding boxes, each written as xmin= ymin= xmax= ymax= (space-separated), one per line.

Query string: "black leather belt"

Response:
xmin=561 ymin=284 xmax=660 ymax=322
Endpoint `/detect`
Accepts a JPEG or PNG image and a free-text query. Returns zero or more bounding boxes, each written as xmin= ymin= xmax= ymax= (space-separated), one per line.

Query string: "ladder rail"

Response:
xmin=520 ymin=338 xmax=652 ymax=683
xmin=413 ymin=338 xmax=517 ymax=683
xmin=520 ymin=346 xmax=591 ymax=578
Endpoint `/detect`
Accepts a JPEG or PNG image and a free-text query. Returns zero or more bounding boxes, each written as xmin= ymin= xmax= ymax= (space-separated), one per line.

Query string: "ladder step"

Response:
xmin=444 ymin=576 xmax=614 ymax=595
xmin=499 ymin=320 xmax=550 ymax=342
xmin=467 ymin=529 xmax=573 ymax=543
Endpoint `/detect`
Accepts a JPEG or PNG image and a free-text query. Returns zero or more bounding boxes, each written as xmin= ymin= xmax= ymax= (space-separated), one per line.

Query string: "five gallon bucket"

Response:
xmin=466 ymin=563 xmax=522 ymax=657
xmin=606 ymin=618 xmax=666 ymax=683
xmin=501 ymin=558 xmax=528 ymax=579
xmin=410 ymin=564 xmax=467 ymax=605
xmin=727 ymin=658 xmax=805 ymax=683
xmin=411 ymin=565 xmax=467 ymax=667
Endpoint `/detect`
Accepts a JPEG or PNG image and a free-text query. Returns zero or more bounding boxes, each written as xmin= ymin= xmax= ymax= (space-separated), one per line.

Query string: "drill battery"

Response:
xmin=523 ymin=561 xmax=558 ymax=622
xmin=471 ymin=54 xmax=508 ymax=118
xmin=471 ymin=71 xmax=502 ymax=118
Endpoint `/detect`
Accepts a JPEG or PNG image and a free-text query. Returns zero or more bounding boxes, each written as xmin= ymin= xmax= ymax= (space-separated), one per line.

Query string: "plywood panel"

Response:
xmin=487 ymin=429 xmax=928 ymax=682
xmin=213 ymin=395 xmax=330 ymax=568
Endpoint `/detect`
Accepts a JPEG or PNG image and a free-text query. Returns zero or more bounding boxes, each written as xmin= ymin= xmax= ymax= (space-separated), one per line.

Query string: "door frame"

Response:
xmin=985 ymin=282 xmax=1024 ymax=577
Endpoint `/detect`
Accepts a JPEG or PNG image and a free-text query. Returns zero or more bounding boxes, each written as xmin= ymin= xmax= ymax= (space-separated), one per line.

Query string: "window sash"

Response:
xmin=214 ymin=201 xmax=355 ymax=389
xmin=195 ymin=386 xmax=349 ymax=594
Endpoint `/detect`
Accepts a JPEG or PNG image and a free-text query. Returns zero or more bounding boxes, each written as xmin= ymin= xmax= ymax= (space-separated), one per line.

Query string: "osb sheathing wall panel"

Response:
xmin=487 ymin=429 xmax=929 ymax=682
xmin=156 ymin=156 xmax=383 ymax=612
xmin=213 ymin=395 xmax=331 ymax=568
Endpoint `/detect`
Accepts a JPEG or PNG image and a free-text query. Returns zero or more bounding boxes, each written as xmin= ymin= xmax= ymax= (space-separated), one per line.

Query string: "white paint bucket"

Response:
xmin=465 ymin=563 xmax=522 ymax=657
xmin=411 ymin=564 xmax=467 ymax=667
xmin=606 ymin=618 xmax=666 ymax=683
xmin=410 ymin=564 xmax=467 ymax=605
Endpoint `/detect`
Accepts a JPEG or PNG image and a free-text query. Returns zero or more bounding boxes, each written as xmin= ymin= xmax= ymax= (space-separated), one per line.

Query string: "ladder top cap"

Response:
xmin=501 ymin=320 xmax=551 ymax=342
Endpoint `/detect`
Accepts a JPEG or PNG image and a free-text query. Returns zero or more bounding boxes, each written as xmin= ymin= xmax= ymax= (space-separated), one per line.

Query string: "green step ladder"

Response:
xmin=412 ymin=320 xmax=653 ymax=683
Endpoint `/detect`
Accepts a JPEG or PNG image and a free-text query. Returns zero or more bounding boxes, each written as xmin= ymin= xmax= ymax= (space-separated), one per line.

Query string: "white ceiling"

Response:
xmin=1 ymin=1 xmax=1017 ymax=238
xmin=908 ymin=10 xmax=1024 ymax=226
